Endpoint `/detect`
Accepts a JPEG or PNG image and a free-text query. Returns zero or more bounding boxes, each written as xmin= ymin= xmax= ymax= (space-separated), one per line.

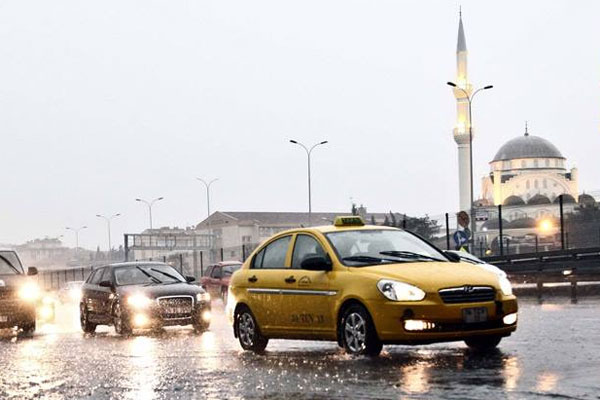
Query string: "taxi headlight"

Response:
xmin=377 ymin=279 xmax=426 ymax=302
xmin=127 ymin=294 xmax=153 ymax=309
xmin=18 ymin=282 xmax=41 ymax=302
xmin=196 ymin=292 xmax=211 ymax=302
xmin=499 ymin=276 xmax=513 ymax=296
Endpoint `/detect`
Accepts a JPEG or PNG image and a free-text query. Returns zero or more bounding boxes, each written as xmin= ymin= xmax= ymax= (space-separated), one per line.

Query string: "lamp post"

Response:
xmin=289 ymin=139 xmax=328 ymax=226
xmin=96 ymin=213 xmax=121 ymax=254
xmin=135 ymin=197 xmax=164 ymax=229
xmin=447 ymin=82 xmax=493 ymax=252
xmin=196 ymin=178 xmax=218 ymax=218
xmin=65 ymin=225 xmax=87 ymax=253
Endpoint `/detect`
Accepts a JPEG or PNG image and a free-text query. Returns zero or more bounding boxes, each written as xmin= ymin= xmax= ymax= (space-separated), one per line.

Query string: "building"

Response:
xmin=195 ymin=210 xmax=392 ymax=257
xmin=481 ymin=124 xmax=578 ymax=206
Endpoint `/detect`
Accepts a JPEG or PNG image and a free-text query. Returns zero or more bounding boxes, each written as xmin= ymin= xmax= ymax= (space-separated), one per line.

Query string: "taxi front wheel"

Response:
xmin=341 ymin=304 xmax=382 ymax=357
xmin=235 ymin=306 xmax=268 ymax=353
xmin=464 ymin=335 xmax=502 ymax=352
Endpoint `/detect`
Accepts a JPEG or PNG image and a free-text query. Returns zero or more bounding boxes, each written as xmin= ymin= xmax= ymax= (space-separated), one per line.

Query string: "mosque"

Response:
xmin=450 ymin=13 xmax=585 ymax=252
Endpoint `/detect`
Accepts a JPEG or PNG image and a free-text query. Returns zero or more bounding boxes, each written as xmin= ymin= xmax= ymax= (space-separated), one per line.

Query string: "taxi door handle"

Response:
xmin=284 ymin=276 xmax=296 ymax=284
xmin=248 ymin=275 xmax=258 ymax=283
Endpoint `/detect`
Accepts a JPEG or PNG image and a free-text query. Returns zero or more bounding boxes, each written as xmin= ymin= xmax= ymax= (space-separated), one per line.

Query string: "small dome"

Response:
xmin=528 ymin=194 xmax=551 ymax=205
xmin=503 ymin=195 xmax=526 ymax=206
xmin=579 ymin=194 xmax=596 ymax=207
xmin=553 ymin=194 xmax=576 ymax=204
xmin=492 ymin=134 xmax=564 ymax=162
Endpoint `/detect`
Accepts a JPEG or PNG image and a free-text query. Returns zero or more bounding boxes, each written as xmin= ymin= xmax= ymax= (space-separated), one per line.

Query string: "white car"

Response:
xmin=446 ymin=250 xmax=507 ymax=278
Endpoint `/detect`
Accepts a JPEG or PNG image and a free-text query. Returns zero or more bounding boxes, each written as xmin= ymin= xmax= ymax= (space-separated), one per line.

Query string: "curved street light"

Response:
xmin=135 ymin=197 xmax=164 ymax=229
xmin=65 ymin=225 xmax=87 ymax=252
xmin=196 ymin=178 xmax=218 ymax=219
xmin=289 ymin=139 xmax=328 ymax=226
xmin=447 ymin=82 xmax=493 ymax=250
xmin=96 ymin=213 xmax=121 ymax=253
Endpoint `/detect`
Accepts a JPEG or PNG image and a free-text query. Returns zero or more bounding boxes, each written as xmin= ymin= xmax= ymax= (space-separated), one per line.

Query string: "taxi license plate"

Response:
xmin=0 ymin=316 xmax=7 ymax=322
xmin=462 ymin=307 xmax=487 ymax=323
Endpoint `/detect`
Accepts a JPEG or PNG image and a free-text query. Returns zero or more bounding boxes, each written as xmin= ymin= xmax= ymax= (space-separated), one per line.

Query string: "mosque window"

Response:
xmin=545 ymin=159 xmax=550 ymax=167
xmin=521 ymin=160 xmax=526 ymax=168
xmin=526 ymin=180 xmax=530 ymax=189
xmin=534 ymin=159 xmax=539 ymax=168
xmin=534 ymin=180 xmax=538 ymax=189
xmin=543 ymin=179 xmax=547 ymax=188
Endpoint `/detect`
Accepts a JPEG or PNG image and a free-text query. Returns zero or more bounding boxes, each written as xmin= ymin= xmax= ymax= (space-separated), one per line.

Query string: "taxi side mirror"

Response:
xmin=301 ymin=256 xmax=332 ymax=272
xmin=27 ymin=267 xmax=38 ymax=276
xmin=186 ymin=276 xmax=196 ymax=283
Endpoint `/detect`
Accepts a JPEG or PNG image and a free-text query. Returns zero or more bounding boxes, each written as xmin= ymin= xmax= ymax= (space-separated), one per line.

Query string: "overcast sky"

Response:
xmin=1 ymin=0 xmax=599 ymax=250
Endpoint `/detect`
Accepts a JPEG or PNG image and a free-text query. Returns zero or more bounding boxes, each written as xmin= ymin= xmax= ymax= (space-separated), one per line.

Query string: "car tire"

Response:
xmin=235 ymin=306 xmax=268 ymax=353
xmin=221 ymin=288 xmax=228 ymax=304
xmin=464 ymin=335 xmax=502 ymax=352
xmin=113 ymin=302 xmax=132 ymax=336
xmin=80 ymin=304 xmax=96 ymax=334
xmin=19 ymin=319 xmax=36 ymax=335
xmin=340 ymin=304 xmax=382 ymax=357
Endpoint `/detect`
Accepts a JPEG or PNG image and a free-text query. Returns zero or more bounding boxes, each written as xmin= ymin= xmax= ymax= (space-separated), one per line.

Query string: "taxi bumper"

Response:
xmin=367 ymin=297 xmax=518 ymax=344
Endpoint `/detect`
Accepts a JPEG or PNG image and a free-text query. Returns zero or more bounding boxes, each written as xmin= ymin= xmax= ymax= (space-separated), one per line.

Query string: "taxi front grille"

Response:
xmin=438 ymin=286 xmax=495 ymax=304
xmin=157 ymin=296 xmax=193 ymax=319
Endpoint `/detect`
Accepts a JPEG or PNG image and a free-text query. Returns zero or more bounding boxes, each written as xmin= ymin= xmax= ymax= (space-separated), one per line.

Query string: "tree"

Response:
xmin=370 ymin=215 xmax=377 ymax=225
xmin=390 ymin=211 xmax=441 ymax=241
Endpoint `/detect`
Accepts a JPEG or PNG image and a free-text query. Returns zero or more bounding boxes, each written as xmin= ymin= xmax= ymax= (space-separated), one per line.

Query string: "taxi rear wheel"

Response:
xmin=341 ymin=304 xmax=382 ymax=357
xmin=20 ymin=319 xmax=36 ymax=335
xmin=464 ymin=335 xmax=502 ymax=352
xmin=235 ymin=306 xmax=268 ymax=353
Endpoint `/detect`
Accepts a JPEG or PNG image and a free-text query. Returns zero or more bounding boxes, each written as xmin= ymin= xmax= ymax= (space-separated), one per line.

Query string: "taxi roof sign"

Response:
xmin=333 ymin=216 xmax=365 ymax=227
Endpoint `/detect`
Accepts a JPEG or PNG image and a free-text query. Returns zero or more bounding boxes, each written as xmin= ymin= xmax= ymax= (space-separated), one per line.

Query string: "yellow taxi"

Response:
xmin=227 ymin=216 xmax=517 ymax=356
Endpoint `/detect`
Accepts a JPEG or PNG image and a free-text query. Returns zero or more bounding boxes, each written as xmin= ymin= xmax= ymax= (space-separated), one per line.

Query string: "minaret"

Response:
xmin=452 ymin=11 xmax=473 ymax=213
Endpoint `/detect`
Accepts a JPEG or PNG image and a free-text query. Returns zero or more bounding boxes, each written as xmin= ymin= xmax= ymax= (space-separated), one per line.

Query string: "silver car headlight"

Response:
xmin=499 ymin=276 xmax=513 ymax=296
xmin=377 ymin=279 xmax=426 ymax=302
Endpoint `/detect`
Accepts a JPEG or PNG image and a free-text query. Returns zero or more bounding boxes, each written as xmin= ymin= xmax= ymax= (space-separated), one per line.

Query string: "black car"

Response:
xmin=80 ymin=262 xmax=211 ymax=335
xmin=0 ymin=249 xmax=40 ymax=333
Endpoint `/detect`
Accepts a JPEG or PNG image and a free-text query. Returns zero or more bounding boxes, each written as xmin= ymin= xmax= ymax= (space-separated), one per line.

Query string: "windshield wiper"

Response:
xmin=150 ymin=268 xmax=183 ymax=283
xmin=379 ymin=251 xmax=445 ymax=262
xmin=0 ymin=255 xmax=21 ymax=274
xmin=136 ymin=266 xmax=162 ymax=284
xmin=342 ymin=255 xmax=401 ymax=264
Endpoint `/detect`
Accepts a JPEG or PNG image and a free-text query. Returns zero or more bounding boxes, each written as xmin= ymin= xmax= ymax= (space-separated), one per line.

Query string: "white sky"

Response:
xmin=1 ymin=0 xmax=599 ymax=250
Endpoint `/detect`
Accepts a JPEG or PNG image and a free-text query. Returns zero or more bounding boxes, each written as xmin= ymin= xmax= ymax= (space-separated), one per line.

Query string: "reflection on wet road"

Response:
xmin=0 ymin=299 xmax=598 ymax=399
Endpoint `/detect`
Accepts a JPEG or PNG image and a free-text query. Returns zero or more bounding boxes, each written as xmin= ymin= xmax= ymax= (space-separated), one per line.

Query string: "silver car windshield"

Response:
xmin=0 ymin=252 xmax=24 ymax=275
xmin=325 ymin=229 xmax=447 ymax=267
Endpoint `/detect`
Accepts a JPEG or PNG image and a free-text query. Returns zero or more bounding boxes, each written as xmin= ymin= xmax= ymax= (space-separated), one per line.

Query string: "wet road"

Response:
xmin=0 ymin=298 xmax=598 ymax=399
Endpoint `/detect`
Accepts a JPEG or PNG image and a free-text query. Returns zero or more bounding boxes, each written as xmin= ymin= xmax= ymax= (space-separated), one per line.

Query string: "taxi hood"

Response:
xmin=354 ymin=261 xmax=501 ymax=291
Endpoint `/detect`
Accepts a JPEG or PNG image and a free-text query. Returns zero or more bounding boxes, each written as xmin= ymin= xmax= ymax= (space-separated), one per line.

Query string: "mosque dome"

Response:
xmin=492 ymin=134 xmax=564 ymax=162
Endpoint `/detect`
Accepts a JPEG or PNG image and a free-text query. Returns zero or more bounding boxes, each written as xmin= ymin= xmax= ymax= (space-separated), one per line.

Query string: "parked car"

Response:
xmin=80 ymin=262 xmax=211 ymax=335
xmin=0 ymin=249 xmax=55 ymax=333
xmin=58 ymin=281 xmax=84 ymax=303
xmin=200 ymin=261 xmax=243 ymax=301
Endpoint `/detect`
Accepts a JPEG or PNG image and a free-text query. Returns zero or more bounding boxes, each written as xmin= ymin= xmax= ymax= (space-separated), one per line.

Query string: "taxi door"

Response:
xmin=242 ymin=235 xmax=294 ymax=332
xmin=284 ymin=234 xmax=336 ymax=335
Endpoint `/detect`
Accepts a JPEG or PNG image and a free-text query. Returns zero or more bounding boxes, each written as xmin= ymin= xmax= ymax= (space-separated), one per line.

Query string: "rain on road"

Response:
xmin=0 ymin=298 xmax=598 ymax=399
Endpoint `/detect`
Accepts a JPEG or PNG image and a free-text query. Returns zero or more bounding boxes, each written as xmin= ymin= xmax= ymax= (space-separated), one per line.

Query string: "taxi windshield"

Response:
xmin=325 ymin=229 xmax=448 ymax=266
xmin=114 ymin=265 xmax=186 ymax=286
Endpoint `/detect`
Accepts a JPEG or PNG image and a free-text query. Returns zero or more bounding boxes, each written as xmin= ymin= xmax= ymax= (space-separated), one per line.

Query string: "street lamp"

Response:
xmin=196 ymin=178 xmax=218 ymax=218
xmin=135 ymin=197 xmax=164 ymax=229
xmin=96 ymin=213 xmax=121 ymax=254
xmin=289 ymin=139 xmax=328 ymax=226
xmin=65 ymin=225 xmax=87 ymax=252
xmin=447 ymin=82 xmax=493 ymax=251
